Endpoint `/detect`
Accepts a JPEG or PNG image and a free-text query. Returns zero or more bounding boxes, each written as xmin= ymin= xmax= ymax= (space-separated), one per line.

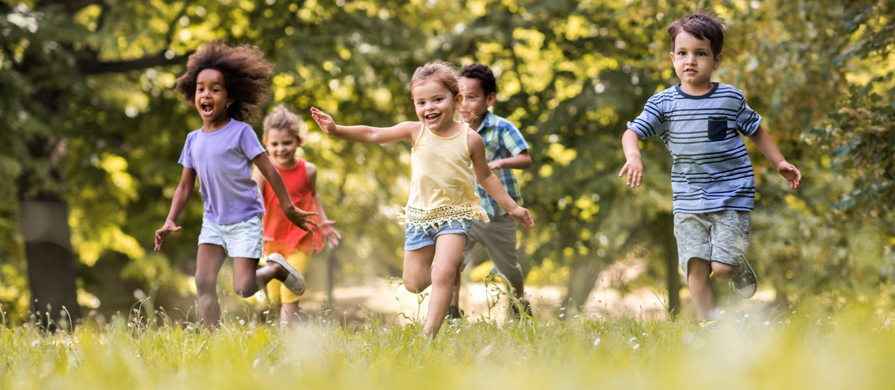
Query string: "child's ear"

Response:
xmin=713 ymin=53 xmax=724 ymax=69
xmin=486 ymin=92 xmax=496 ymax=107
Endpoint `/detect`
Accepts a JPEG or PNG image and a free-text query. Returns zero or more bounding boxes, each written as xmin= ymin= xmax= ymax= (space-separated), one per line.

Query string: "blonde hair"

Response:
xmin=262 ymin=104 xmax=306 ymax=146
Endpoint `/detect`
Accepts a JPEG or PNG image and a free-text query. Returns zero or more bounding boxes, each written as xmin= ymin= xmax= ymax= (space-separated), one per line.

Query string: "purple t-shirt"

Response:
xmin=179 ymin=119 xmax=266 ymax=225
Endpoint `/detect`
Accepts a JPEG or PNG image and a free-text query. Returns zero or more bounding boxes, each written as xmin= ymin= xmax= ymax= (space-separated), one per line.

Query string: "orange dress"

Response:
xmin=262 ymin=157 xmax=323 ymax=255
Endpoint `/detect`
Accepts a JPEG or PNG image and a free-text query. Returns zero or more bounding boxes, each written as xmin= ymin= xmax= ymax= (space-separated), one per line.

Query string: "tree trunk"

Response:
xmin=564 ymin=258 xmax=603 ymax=311
xmin=20 ymin=200 xmax=81 ymax=328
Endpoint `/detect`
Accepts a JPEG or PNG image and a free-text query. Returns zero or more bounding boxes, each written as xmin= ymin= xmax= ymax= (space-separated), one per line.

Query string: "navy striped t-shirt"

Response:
xmin=627 ymin=82 xmax=761 ymax=214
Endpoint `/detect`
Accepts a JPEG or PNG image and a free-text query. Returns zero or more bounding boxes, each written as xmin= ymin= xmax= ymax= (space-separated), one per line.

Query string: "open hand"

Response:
xmin=777 ymin=161 xmax=802 ymax=190
xmin=310 ymin=107 xmax=337 ymax=135
xmin=285 ymin=206 xmax=319 ymax=235
xmin=319 ymin=220 xmax=342 ymax=248
xmin=618 ymin=157 xmax=643 ymax=188
xmin=509 ymin=207 xmax=535 ymax=228
xmin=154 ymin=220 xmax=181 ymax=251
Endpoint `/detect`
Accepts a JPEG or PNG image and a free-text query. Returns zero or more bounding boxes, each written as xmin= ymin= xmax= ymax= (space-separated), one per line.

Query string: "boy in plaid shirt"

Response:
xmin=451 ymin=63 xmax=533 ymax=319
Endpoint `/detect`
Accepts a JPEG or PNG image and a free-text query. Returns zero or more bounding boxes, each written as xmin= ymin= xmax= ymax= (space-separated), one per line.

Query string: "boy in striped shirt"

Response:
xmin=619 ymin=11 xmax=802 ymax=329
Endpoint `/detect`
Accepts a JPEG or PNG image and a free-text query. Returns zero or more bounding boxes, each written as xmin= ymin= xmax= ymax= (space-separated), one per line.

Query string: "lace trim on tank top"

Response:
xmin=398 ymin=203 xmax=489 ymax=231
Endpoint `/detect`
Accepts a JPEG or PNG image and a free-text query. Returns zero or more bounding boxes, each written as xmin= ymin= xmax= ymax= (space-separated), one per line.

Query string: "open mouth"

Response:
xmin=200 ymin=102 xmax=214 ymax=115
xmin=425 ymin=113 xmax=441 ymax=121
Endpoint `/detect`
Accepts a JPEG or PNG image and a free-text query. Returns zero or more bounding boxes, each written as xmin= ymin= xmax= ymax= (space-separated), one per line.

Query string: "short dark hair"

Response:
xmin=175 ymin=40 xmax=274 ymax=122
xmin=668 ymin=10 xmax=725 ymax=57
xmin=458 ymin=63 xmax=497 ymax=96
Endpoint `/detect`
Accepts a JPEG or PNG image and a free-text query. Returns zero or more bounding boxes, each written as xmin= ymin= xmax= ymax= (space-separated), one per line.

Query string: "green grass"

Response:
xmin=1 ymin=304 xmax=893 ymax=389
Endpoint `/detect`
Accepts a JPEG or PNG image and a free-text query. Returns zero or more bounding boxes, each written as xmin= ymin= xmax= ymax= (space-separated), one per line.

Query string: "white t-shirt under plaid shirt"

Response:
xmin=475 ymin=112 xmax=529 ymax=218
xmin=627 ymin=83 xmax=762 ymax=214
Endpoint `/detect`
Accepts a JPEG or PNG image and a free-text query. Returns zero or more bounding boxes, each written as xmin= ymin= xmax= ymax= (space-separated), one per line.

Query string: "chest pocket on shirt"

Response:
xmin=707 ymin=117 xmax=729 ymax=141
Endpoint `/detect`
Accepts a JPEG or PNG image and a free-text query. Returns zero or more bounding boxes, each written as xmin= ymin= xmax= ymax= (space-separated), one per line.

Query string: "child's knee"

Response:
xmin=232 ymin=280 xmax=258 ymax=298
xmin=687 ymin=258 xmax=711 ymax=278
xmin=431 ymin=267 xmax=457 ymax=287
xmin=712 ymin=262 xmax=740 ymax=279
xmin=195 ymin=273 xmax=218 ymax=294
xmin=403 ymin=279 xmax=428 ymax=294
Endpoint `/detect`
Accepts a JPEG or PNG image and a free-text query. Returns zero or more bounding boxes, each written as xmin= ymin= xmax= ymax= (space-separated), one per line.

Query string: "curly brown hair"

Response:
xmin=175 ymin=40 xmax=274 ymax=122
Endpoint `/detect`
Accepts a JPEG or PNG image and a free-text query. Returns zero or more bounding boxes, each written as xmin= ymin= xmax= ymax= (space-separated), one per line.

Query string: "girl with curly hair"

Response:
xmin=154 ymin=40 xmax=317 ymax=330
xmin=310 ymin=61 xmax=534 ymax=338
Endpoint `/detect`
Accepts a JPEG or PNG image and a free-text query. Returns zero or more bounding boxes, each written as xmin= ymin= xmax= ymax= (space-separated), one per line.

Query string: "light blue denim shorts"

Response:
xmin=197 ymin=215 xmax=263 ymax=259
xmin=404 ymin=219 xmax=473 ymax=251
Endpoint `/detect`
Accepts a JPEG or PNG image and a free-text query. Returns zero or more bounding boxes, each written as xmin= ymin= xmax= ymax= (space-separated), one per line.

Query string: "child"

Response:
xmin=154 ymin=41 xmax=318 ymax=331
xmin=310 ymin=61 xmax=535 ymax=337
xmin=619 ymin=11 xmax=802 ymax=330
xmin=253 ymin=105 xmax=341 ymax=325
xmin=451 ymin=63 xmax=533 ymax=320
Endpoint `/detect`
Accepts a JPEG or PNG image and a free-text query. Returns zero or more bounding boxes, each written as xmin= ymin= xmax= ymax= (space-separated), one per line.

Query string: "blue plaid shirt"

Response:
xmin=474 ymin=112 xmax=529 ymax=218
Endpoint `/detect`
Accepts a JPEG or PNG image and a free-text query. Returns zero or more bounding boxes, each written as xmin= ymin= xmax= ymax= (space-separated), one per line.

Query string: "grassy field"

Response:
xmin=1 ymin=301 xmax=893 ymax=390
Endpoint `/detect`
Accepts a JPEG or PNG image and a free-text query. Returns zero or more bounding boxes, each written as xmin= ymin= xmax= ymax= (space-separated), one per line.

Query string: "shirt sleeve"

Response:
xmin=177 ymin=132 xmax=194 ymax=169
xmin=499 ymin=120 xmax=529 ymax=156
xmin=239 ymin=124 xmax=266 ymax=160
xmin=626 ymin=94 xmax=666 ymax=139
xmin=735 ymin=99 xmax=762 ymax=136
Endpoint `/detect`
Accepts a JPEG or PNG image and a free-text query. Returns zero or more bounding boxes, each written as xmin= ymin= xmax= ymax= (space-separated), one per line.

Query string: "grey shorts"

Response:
xmin=197 ymin=215 xmax=264 ymax=259
xmin=463 ymin=214 xmax=525 ymax=288
xmin=674 ymin=210 xmax=750 ymax=281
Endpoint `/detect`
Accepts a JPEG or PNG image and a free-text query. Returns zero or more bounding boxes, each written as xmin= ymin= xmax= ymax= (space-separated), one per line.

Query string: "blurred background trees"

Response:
xmin=1 ymin=0 xmax=892 ymax=324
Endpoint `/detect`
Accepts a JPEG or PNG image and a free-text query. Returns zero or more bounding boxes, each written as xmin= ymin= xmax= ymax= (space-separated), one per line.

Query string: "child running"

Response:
xmin=451 ymin=63 xmax=533 ymax=320
xmin=619 ymin=11 xmax=802 ymax=331
xmin=154 ymin=41 xmax=317 ymax=331
xmin=253 ymin=105 xmax=341 ymax=325
xmin=310 ymin=61 xmax=535 ymax=337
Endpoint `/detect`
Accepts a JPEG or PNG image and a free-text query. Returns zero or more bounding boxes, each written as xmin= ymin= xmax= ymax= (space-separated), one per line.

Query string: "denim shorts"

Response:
xmin=404 ymin=219 xmax=473 ymax=251
xmin=197 ymin=215 xmax=264 ymax=259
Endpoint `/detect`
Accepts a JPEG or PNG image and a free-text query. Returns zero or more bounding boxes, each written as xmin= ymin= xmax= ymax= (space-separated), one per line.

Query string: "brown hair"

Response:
xmin=668 ymin=10 xmax=725 ymax=57
xmin=262 ymin=104 xmax=305 ymax=146
xmin=175 ymin=40 xmax=274 ymax=122
xmin=411 ymin=60 xmax=474 ymax=121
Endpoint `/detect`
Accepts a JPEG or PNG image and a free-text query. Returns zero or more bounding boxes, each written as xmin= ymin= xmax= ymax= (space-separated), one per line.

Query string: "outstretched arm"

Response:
xmin=155 ymin=167 xmax=196 ymax=250
xmin=469 ymin=133 xmax=534 ymax=228
xmin=307 ymin=162 xmax=341 ymax=248
xmin=310 ymin=107 xmax=415 ymax=145
xmin=618 ymin=129 xmax=644 ymax=188
xmin=254 ymin=155 xmax=319 ymax=234
xmin=748 ymin=126 xmax=801 ymax=190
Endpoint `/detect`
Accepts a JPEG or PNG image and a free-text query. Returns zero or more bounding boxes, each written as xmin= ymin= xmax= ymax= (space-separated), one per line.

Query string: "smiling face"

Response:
xmin=458 ymin=76 xmax=495 ymax=130
xmin=412 ymin=80 xmax=462 ymax=133
xmin=195 ymin=68 xmax=233 ymax=129
xmin=670 ymin=31 xmax=723 ymax=95
xmin=263 ymin=128 xmax=300 ymax=169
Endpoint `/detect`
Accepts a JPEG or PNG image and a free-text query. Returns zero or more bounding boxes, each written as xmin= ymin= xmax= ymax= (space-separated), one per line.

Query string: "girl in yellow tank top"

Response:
xmin=310 ymin=61 xmax=534 ymax=338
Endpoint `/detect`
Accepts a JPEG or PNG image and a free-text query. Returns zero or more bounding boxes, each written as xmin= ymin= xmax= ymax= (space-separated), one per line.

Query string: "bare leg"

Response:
xmin=712 ymin=262 xmax=741 ymax=280
xmin=403 ymin=245 xmax=436 ymax=294
xmin=195 ymin=244 xmax=227 ymax=330
xmin=232 ymin=257 xmax=286 ymax=298
xmin=423 ymin=234 xmax=466 ymax=337
xmin=687 ymin=258 xmax=715 ymax=322
xmin=280 ymin=302 xmax=308 ymax=327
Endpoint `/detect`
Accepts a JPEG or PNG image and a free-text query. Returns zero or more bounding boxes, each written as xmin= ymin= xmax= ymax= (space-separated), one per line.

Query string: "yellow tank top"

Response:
xmin=401 ymin=122 xmax=489 ymax=230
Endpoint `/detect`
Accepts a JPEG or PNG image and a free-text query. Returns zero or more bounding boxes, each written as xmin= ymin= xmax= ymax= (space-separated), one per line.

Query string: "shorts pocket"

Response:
xmin=707 ymin=117 xmax=729 ymax=141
